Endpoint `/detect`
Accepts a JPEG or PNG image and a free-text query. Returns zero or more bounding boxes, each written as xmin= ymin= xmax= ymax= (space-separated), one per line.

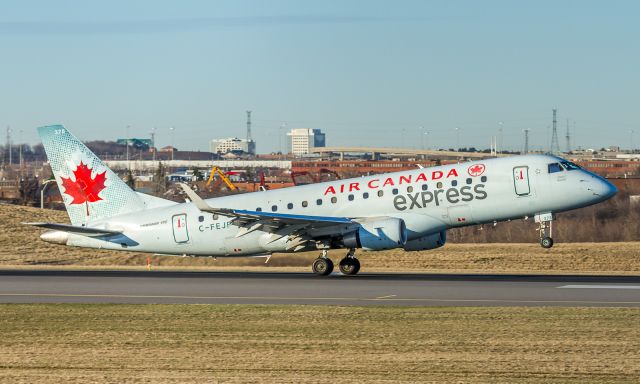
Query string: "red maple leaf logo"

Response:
xmin=60 ymin=161 xmax=107 ymax=204
xmin=468 ymin=164 xmax=486 ymax=177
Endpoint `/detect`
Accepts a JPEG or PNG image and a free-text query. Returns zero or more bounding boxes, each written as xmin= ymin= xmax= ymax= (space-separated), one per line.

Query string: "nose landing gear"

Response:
xmin=535 ymin=213 xmax=554 ymax=248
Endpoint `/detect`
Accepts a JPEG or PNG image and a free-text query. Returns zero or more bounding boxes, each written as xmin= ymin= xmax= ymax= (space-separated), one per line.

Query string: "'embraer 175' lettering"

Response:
xmin=27 ymin=125 xmax=617 ymax=276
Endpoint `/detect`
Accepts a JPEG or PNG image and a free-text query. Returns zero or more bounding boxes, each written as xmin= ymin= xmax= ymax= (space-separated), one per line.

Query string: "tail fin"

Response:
xmin=38 ymin=125 xmax=146 ymax=225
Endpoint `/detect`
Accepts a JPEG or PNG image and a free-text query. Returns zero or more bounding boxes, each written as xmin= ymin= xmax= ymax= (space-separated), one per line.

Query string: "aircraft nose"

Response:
xmin=589 ymin=176 xmax=617 ymax=201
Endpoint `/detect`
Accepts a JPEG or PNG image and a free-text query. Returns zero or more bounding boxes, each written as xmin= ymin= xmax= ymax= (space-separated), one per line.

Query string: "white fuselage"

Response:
xmin=63 ymin=154 xmax=616 ymax=256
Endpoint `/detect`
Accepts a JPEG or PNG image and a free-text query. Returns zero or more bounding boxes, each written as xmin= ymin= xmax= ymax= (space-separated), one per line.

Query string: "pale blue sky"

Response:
xmin=0 ymin=0 xmax=638 ymax=152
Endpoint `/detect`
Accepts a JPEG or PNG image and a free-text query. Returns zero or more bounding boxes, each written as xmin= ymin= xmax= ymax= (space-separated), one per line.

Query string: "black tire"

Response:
xmin=312 ymin=258 xmax=334 ymax=276
xmin=339 ymin=258 xmax=361 ymax=275
xmin=541 ymin=237 xmax=554 ymax=249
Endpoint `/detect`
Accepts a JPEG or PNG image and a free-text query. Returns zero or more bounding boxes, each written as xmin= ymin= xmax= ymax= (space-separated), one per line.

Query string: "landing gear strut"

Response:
xmin=339 ymin=249 xmax=360 ymax=276
xmin=312 ymin=250 xmax=334 ymax=276
xmin=535 ymin=213 xmax=554 ymax=249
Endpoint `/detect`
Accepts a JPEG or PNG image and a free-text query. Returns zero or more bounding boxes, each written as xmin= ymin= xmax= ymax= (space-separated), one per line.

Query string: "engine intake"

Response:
xmin=343 ymin=217 xmax=408 ymax=251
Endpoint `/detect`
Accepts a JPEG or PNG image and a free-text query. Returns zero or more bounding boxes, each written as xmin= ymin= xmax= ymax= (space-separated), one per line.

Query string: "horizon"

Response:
xmin=1 ymin=1 xmax=638 ymax=152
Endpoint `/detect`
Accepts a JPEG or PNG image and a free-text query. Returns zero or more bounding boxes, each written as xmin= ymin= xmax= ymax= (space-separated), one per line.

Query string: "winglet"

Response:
xmin=177 ymin=183 xmax=234 ymax=216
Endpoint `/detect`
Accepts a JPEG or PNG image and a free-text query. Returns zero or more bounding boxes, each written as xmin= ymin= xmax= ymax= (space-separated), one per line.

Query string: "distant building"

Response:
xmin=160 ymin=145 xmax=177 ymax=152
xmin=287 ymin=128 xmax=326 ymax=156
xmin=210 ymin=137 xmax=256 ymax=155
xmin=116 ymin=138 xmax=153 ymax=150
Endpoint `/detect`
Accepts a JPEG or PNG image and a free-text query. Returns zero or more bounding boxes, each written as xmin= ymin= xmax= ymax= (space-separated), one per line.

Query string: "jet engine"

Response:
xmin=403 ymin=230 xmax=446 ymax=251
xmin=342 ymin=217 xmax=407 ymax=251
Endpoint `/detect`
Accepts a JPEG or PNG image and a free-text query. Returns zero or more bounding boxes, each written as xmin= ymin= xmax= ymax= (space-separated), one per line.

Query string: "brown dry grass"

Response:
xmin=3 ymin=204 xmax=640 ymax=274
xmin=0 ymin=304 xmax=638 ymax=383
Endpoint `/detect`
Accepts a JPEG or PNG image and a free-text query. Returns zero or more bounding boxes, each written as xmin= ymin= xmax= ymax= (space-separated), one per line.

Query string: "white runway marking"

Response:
xmin=559 ymin=285 xmax=640 ymax=290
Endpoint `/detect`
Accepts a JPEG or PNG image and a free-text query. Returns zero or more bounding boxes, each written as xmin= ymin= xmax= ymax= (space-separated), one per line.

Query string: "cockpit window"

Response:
xmin=548 ymin=163 xmax=563 ymax=173
xmin=560 ymin=161 xmax=580 ymax=171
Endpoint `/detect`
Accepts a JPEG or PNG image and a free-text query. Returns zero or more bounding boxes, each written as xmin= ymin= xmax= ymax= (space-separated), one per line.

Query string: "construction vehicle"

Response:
xmin=290 ymin=168 xmax=341 ymax=186
xmin=206 ymin=166 xmax=238 ymax=191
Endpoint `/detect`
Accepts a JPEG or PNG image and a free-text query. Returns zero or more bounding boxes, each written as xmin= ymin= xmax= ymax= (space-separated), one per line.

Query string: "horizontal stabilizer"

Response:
xmin=24 ymin=222 xmax=122 ymax=237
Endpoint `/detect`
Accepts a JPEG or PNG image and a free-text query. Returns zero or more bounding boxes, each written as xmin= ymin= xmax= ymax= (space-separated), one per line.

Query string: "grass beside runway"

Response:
xmin=0 ymin=304 xmax=638 ymax=383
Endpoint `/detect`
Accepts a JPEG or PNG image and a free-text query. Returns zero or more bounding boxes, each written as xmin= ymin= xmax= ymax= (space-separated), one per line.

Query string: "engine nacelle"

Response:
xmin=403 ymin=231 xmax=446 ymax=251
xmin=343 ymin=217 xmax=407 ymax=251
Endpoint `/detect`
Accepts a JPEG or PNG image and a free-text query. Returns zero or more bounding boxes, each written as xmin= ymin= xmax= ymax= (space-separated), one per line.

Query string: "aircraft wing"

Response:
xmin=178 ymin=183 xmax=354 ymax=245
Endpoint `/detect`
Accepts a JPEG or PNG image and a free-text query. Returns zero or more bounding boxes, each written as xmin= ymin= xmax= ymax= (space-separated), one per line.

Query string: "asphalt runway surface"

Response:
xmin=1 ymin=269 xmax=640 ymax=306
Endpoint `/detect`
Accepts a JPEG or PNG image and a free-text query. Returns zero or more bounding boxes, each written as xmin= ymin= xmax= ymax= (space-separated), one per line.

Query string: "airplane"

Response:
xmin=28 ymin=125 xmax=617 ymax=276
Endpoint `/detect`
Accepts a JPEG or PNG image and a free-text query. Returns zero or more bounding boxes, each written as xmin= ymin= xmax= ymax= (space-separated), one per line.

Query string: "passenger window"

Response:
xmin=407 ymin=186 xmax=413 ymax=193
xmin=377 ymin=190 xmax=384 ymax=197
xmin=198 ymin=216 xmax=204 ymax=222
xmin=466 ymin=178 xmax=472 ymax=185
xmin=548 ymin=163 xmax=563 ymax=173
xmin=451 ymin=180 xmax=457 ymax=187
xmin=316 ymin=199 xmax=323 ymax=206
xmin=421 ymin=184 xmax=428 ymax=191
xmin=363 ymin=192 xmax=369 ymax=199
xmin=481 ymin=176 xmax=487 ymax=182
xmin=287 ymin=203 xmax=293 ymax=209
xmin=256 ymin=207 xmax=262 ymax=212
xmin=561 ymin=161 xmax=580 ymax=171
xmin=302 ymin=201 xmax=308 ymax=208
xmin=271 ymin=205 xmax=278 ymax=212
xmin=436 ymin=182 xmax=443 ymax=189
xmin=331 ymin=197 xmax=337 ymax=203
xmin=392 ymin=188 xmax=399 ymax=195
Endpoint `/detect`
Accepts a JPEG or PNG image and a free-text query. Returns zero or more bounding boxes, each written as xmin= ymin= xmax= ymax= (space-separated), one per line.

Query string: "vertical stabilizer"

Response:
xmin=38 ymin=125 xmax=145 ymax=225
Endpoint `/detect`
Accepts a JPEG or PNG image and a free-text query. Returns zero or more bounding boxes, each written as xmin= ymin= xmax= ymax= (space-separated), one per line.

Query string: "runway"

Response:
xmin=1 ymin=269 xmax=640 ymax=306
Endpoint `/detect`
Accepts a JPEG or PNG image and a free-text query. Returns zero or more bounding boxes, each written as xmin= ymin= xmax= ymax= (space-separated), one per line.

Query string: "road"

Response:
xmin=0 ymin=269 xmax=639 ymax=306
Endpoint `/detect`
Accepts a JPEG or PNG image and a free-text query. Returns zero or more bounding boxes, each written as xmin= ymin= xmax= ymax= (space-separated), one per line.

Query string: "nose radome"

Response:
xmin=593 ymin=177 xmax=617 ymax=200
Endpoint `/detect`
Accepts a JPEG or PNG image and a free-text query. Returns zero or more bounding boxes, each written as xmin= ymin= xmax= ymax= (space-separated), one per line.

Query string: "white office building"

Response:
xmin=286 ymin=128 xmax=326 ymax=156
xmin=210 ymin=137 xmax=256 ymax=155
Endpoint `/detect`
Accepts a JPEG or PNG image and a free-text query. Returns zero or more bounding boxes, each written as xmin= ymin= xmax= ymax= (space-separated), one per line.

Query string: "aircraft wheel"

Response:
xmin=541 ymin=237 xmax=554 ymax=249
xmin=312 ymin=257 xmax=334 ymax=276
xmin=339 ymin=257 xmax=360 ymax=275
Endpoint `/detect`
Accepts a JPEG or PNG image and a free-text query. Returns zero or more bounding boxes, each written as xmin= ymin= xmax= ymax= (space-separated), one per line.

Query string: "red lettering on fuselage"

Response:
xmin=322 ymin=167 xmax=465 ymax=195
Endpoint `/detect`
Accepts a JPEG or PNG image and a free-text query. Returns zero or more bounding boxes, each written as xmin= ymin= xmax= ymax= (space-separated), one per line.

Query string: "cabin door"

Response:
xmin=513 ymin=166 xmax=531 ymax=196
xmin=172 ymin=214 xmax=190 ymax=243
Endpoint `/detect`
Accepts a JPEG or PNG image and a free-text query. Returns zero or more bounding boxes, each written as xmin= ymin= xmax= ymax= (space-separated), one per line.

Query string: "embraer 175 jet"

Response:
xmin=28 ymin=125 xmax=617 ymax=276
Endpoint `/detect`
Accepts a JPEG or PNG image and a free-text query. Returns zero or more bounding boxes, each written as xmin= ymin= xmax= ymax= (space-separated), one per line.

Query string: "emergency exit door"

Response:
xmin=513 ymin=166 xmax=530 ymax=196
xmin=172 ymin=214 xmax=189 ymax=243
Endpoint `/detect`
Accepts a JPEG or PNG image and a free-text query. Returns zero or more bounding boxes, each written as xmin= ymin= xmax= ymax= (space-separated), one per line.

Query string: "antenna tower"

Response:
xmin=5 ymin=126 xmax=11 ymax=165
xmin=550 ymin=108 xmax=560 ymax=154
xmin=565 ymin=119 xmax=571 ymax=153
xmin=246 ymin=110 xmax=252 ymax=142
xmin=523 ymin=129 xmax=530 ymax=154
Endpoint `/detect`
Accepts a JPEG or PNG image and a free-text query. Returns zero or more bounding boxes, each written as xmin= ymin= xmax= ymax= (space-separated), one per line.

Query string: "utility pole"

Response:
xmin=6 ymin=126 xmax=11 ymax=165
xmin=125 ymin=125 xmax=130 ymax=167
xmin=150 ymin=127 xmax=156 ymax=162
xmin=550 ymin=108 xmax=560 ymax=154
xmin=565 ymin=119 xmax=571 ymax=153
xmin=169 ymin=126 xmax=175 ymax=161
xmin=497 ymin=121 xmax=503 ymax=154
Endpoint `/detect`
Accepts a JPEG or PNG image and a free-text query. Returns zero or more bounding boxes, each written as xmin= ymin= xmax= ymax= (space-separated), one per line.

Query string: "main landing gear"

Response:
xmin=312 ymin=249 xmax=360 ymax=276
xmin=535 ymin=213 xmax=554 ymax=249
